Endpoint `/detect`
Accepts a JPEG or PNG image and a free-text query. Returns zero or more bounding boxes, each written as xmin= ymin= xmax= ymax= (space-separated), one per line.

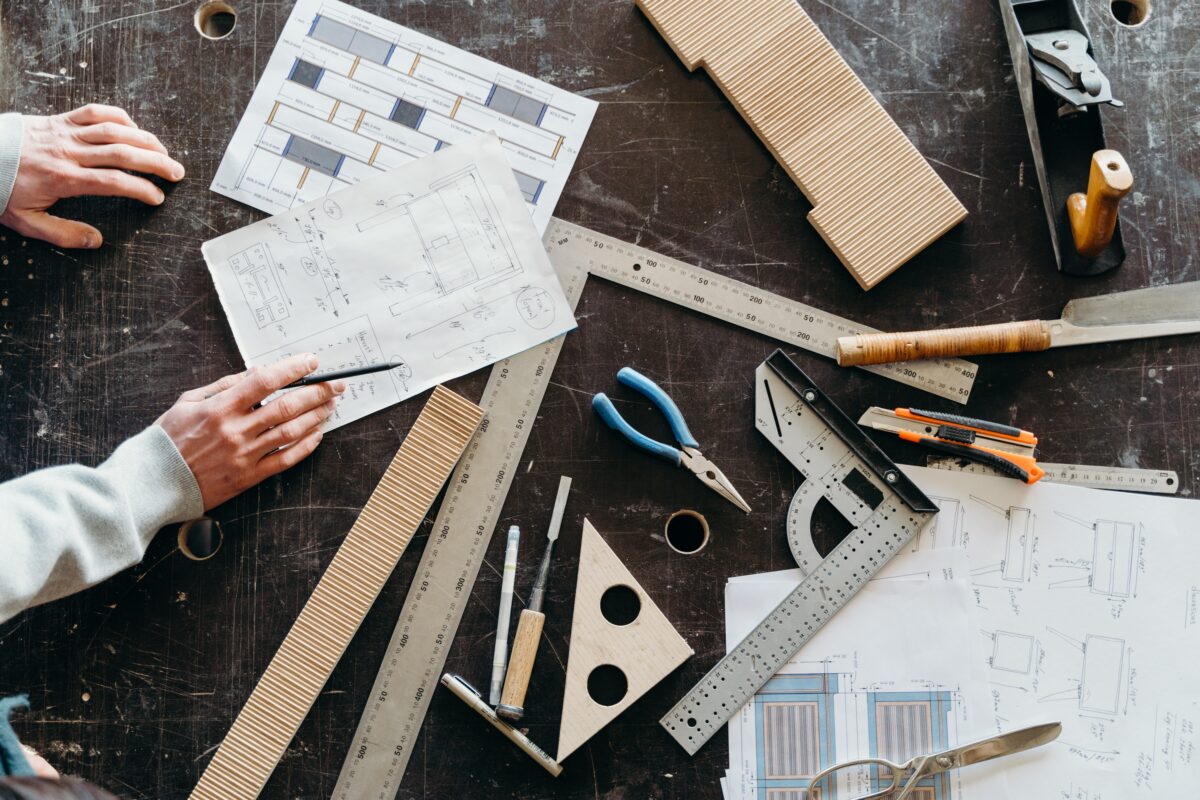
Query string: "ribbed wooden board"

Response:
xmin=635 ymin=0 xmax=967 ymax=290
xmin=190 ymin=386 xmax=484 ymax=800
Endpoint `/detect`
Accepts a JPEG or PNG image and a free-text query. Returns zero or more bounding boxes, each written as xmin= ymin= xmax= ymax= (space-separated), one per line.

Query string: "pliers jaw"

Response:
xmin=681 ymin=447 xmax=752 ymax=514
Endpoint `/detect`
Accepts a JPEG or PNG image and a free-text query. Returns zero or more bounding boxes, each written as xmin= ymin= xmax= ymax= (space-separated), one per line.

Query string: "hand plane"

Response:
xmin=1000 ymin=0 xmax=1131 ymax=276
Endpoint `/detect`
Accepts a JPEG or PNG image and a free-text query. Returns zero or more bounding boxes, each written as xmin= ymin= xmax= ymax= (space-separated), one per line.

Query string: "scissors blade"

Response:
xmin=682 ymin=448 xmax=752 ymax=513
xmin=923 ymin=722 xmax=1062 ymax=777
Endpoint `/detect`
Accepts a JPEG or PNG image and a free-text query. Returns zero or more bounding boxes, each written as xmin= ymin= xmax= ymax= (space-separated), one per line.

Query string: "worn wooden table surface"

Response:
xmin=1 ymin=1 xmax=1197 ymax=797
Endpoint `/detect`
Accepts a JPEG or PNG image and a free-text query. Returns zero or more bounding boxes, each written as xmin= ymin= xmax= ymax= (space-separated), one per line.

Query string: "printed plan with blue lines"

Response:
xmin=211 ymin=0 xmax=597 ymax=232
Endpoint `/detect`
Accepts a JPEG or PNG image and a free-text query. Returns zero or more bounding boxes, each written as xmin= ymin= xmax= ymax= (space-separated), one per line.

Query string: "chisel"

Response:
xmin=497 ymin=476 xmax=572 ymax=722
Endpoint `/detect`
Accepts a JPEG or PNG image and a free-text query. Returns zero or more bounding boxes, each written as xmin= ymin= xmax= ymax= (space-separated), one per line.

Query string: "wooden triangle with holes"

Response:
xmin=556 ymin=519 xmax=693 ymax=761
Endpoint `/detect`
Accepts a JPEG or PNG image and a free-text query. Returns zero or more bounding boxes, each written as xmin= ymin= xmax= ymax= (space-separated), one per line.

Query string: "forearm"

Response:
xmin=0 ymin=426 xmax=203 ymax=622
xmin=0 ymin=113 xmax=22 ymax=214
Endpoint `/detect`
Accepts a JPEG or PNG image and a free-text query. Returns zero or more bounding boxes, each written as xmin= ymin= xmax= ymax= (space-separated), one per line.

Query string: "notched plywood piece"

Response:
xmin=556 ymin=519 xmax=692 ymax=761
xmin=636 ymin=0 xmax=967 ymax=289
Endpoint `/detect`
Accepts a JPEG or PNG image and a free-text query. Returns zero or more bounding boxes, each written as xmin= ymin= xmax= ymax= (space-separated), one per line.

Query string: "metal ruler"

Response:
xmin=926 ymin=455 xmax=1180 ymax=494
xmin=334 ymin=218 xmax=974 ymax=796
xmin=660 ymin=350 xmax=939 ymax=755
xmin=545 ymin=219 xmax=978 ymax=403
xmin=331 ymin=246 xmax=589 ymax=799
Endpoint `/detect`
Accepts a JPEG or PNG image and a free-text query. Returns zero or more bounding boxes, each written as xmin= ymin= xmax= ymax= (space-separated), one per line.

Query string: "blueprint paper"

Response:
xmin=898 ymin=465 xmax=1200 ymax=798
xmin=210 ymin=0 xmax=597 ymax=233
xmin=723 ymin=559 xmax=1013 ymax=800
xmin=202 ymin=134 xmax=576 ymax=430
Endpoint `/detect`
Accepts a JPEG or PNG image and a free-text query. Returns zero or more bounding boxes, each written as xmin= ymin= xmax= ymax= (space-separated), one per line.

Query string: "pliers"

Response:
xmin=592 ymin=367 xmax=751 ymax=514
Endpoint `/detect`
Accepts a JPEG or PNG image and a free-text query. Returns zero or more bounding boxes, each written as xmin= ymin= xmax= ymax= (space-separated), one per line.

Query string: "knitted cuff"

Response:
xmin=0 ymin=114 xmax=23 ymax=215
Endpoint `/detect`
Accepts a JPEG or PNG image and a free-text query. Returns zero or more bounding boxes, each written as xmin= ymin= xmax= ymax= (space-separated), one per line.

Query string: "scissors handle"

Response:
xmin=616 ymin=367 xmax=699 ymax=449
xmin=592 ymin=393 xmax=683 ymax=465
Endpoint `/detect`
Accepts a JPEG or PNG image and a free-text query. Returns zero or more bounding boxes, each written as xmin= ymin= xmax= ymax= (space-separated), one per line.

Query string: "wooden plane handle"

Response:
xmin=836 ymin=320 xmax=1052 ymax=366
xmin=497 ymin=609 xmax=545 ymax=722
xmin=1067 ymin=150 xmax=1133 ymax=259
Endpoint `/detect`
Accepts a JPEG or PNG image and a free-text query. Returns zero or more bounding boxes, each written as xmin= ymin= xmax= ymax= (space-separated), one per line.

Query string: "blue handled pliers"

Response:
xmin=592 ymin=367 xmax=752 ymax=514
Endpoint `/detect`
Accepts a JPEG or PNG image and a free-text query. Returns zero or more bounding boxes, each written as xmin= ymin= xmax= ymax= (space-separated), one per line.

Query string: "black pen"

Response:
xmin=283 ymin=361 xmax=407 ymax=388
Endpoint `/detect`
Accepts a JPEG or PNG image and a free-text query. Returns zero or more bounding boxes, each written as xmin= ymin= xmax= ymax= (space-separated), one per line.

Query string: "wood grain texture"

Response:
xmin=1 ymin=2 xmax=1198 ymax=798
xmin=555 ymin=520 xmax=692 ymax=761
xmin=634 ymin=0 xmax=967 ymax=289
xmin=189 ymin=386 xmax=483 ymax=800
xmin=498 ymin=608 xmax=546 ymax=720
xmin=837 ymin=320 xmax=1053 ymax=365
xmin=1069 ymin=150 xmax=1133 ymax=259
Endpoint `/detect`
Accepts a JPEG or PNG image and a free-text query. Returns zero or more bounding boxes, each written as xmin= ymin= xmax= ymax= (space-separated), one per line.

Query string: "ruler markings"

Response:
xmin=546 ymin=218 xmax=977 ymax=403
xmin=334 ymin=219 xmax=980 ymax=797
xmin=926 ymin=456 xmax=1179 ymax=494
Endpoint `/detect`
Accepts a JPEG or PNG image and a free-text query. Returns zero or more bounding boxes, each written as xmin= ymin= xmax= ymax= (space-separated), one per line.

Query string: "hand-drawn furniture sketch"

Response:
xmin=1039 ymin=628 xmax=1127 ymax=718
xmin=349 ymin=167 xmax=522 ymax=317
xmin=1050 ymin=513 xmax=1141 ymax=598
xmin=908 ymin=496 xmax=964 ymax=553
xmin=984 ymin=630 xmax=1037 ymax=675
xmin=230 ymin=244 xmax=293 ymax=328
xmin=753 ymin=673 xmax=955 ymax=800
xmin=968 ymin=496 xmax=1036 ymax=583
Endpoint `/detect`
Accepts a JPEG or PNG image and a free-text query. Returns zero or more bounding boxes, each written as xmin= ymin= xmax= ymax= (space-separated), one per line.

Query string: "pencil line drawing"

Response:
xmin=969 ymin=496 xmax=1035 ymax=583
xmin=909 ymin=495 xmax=963 ymax=553
xmin=1050 ymin=513 xmax=1142 ymax=599
xmin=1039 ymin=628 xmax=1126 ymax=718
xmin=984 ymin=630 xmax=1036 ymax=674
xmin=230 ymin=243 xmax=292 ymax=328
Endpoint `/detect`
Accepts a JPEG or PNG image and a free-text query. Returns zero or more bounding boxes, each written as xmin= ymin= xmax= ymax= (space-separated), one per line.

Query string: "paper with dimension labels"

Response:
xmin=722 ymin=468 xmax=1200 ymax=799
xmin=210 ymin=0 xmax=597 ymax=232
xmin=201 ymin=134 xmax=576 ymax=430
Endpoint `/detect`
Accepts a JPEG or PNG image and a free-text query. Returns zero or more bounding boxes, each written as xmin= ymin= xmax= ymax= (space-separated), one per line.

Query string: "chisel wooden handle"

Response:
xmin=836 ymin=320 xmax=1052 ymax=366
xmin=497 ymin=609 xmax=545 ymax=722
xmin=1067 ymin=150 xmax=1132 ymax=260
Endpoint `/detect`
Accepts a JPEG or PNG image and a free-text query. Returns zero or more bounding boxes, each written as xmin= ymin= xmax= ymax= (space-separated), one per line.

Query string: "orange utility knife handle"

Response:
xmin=891 ymin=408 xmax=1044 ymax=484
xmin=895 ymin=408 xmax=1038 ymax=447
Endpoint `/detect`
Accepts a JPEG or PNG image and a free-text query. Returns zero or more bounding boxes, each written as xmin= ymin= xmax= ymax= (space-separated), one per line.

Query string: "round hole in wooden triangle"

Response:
xmin=556 ymin=519 xmax=693 ymax=762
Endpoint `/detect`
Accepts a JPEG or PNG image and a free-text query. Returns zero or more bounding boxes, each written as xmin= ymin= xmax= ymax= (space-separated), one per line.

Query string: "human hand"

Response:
xmin=20 ymin=745 xmax=59 ymax=779
xmin=155 ymin=354 xmax=345 ymax=510
xmin=0 ymin=104 xmax=185 ymax=248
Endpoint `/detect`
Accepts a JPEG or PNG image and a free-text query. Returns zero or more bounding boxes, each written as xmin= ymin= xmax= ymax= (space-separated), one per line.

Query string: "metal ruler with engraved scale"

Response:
xmin=659 ymin=350 xmax=939 ymax=755
xmin=333 ymin=220 xmax=974 ymax=797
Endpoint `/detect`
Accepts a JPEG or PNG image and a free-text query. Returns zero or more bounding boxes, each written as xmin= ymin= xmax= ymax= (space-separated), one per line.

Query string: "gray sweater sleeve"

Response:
xmin=0 ymin=426 xmax=204 ymax=622
xmin=0 ymin=113 xmax=23 ymax=214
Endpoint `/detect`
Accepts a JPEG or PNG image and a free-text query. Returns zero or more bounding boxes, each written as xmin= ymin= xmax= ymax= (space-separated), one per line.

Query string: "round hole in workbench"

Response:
xmin=600 ymin=584 xmax=641 ymax=625
xmin=665 ymin=508 xmax=710 ymax=554
xmin=1110 ymin=0 xmax=1151 ymax=27
xmin=195 ymin=1 xmax=237 ymax=40
xmin=587 ymin=664 xmax=628 ymax=706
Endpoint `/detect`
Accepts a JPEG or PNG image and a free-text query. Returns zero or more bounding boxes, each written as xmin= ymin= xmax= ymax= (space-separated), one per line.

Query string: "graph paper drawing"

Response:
xmin=202 ymin=134 xmax=576 ymax=431
xmin=211 ymin=0 xmax=597 ymax=233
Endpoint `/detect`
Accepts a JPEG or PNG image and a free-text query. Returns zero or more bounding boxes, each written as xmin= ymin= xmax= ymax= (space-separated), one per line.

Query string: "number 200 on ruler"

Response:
xmin=551 ymin=220 xmax=978 ymax=402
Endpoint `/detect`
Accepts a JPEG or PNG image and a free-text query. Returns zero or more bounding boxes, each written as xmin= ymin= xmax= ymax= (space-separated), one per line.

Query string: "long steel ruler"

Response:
xmin=334 ymin=218 xmax=974 ymax=797
xmin=545 ymin=219 xmax=978 ymax=403
xmin=926 ymin=455 xmax=1180 ymax=494
xmin=660 ymin=351 xmax=939 ymax=755
xmin=331 ymin=247 xmax=589 ymax=799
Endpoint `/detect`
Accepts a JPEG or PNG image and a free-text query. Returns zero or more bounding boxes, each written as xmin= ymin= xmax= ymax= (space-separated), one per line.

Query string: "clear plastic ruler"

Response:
xmin=545 ymin=218 xmax=977 ymax=403
xmin=659 ymin=350 xmax=939 ymax=755
xmin=926 ymin=455 xmax=1180 ymax=494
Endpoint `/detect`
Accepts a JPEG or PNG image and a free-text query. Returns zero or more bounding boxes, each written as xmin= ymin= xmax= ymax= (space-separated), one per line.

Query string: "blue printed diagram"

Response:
xmin=754 ymin=674 xmax=956 ymax=800
xmin=223 ymin=3 xmax=586 ymax=218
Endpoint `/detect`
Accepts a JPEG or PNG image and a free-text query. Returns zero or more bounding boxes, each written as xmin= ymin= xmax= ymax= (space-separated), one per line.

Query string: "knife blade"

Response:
xmin=837 ymin=281 xmax=1200 ymax=366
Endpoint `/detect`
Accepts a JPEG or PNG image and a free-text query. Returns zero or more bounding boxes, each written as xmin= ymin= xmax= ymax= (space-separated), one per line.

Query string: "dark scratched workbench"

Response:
xmin=1 ymin=1 xmax=1197 ymax=797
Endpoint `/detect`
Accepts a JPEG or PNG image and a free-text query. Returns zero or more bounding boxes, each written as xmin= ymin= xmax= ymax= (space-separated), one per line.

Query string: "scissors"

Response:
xmin=809 ymin=721 xmax=1061 ymax=800
xmin=592 ymin=367 xmax=751 ymax=514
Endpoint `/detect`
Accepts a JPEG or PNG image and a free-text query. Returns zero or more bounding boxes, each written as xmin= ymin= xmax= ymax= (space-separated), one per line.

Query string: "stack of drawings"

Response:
xmin=722 ymin=466 xmax=1200 ymax=800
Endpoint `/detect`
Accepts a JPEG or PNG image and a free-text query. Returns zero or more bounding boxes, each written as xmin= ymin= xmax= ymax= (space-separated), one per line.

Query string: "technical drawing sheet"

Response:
xmin=202 ymin=134 xmax=576 ymax=430
xmin=895 ymin=466 xmax=1200 ymax=799
xmin=722 ymin=555 xmax=1015 ymax=800
xmin=210 ymin=0 xmax=597 ymax=232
